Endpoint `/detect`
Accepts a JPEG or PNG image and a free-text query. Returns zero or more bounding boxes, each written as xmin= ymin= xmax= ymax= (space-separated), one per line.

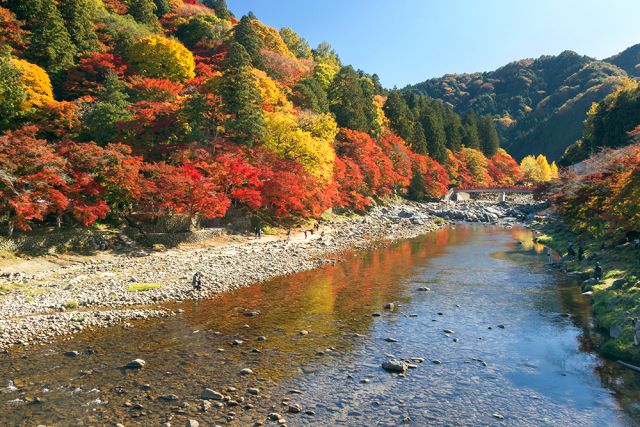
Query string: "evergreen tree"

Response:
xmin=128 ymin=0 xmax=158 ymax=27
xmin=58 ymin=0 xmax=100 ymax=54
xmin=419 ymin=107 xmax=447 ymax=164
xmin=234 ymin=15 xmax=264 ymax=68
xmin=0 ymin=48 xmax=27 ymax=129
xmin=462 ymin=110 xmax=481 ymax=149
xmin=477 ymin=115 xmax=500 ymax=156
xmin=443 ymin=108 xmax=463 ymax=152
xmin=279 ymin=27 xmax=312 ymax=58
xmin=152 ymin=0 xmax=171 ymax=17
xmin=7 ymin=0 xmax=76 ymax=76
xmin=219 ymin=42 xmax=265 ymax=146
xmin=409 ymin=120 xmax=428 ymax=154
xmin=328 ymin=66 xmax=377 ymax=134
xmin=80 ymin=72 xmax=132 ymax=145
xmin=292 ymin=77 xmax=328 ymax=113
xmin=203 ymin=0 xmax=232 ymax=20
xmin=383 ymin=90 xmax=414 ymax=142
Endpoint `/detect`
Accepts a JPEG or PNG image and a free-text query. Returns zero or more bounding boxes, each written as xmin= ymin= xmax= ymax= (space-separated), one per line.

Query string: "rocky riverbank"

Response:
xmin=0 ymin=199 xmax=540 ymax=352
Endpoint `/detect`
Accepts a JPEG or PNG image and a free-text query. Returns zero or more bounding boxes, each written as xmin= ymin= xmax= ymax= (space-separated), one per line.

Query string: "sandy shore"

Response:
xmin=0 ymin=199 xmax=538 ymax=352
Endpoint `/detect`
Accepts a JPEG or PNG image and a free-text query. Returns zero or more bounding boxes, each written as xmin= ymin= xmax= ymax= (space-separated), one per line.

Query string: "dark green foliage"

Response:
xmin=443 ymin=108 xmax=463 ymax=152
xmin=418 ymin=106 xmax=447 ymax=163
xmin=127 ymin=0 xmax=158 ymax=27
xmin=203 ymin=0 xmax=232 ymax=20
xmin=409 ymin=120 xmax=427 ymax=154
xmin=152 ymin=0 xmax=171 ymax=17
xmin=328 ymin=66 xmax=377 ymax=134
xmin=7 ymin=0 xmax=77 ymax=76
xmin=220 ymin=42 xmax=265 ymax=146
xmin=176 ymin=14 xmax=226 ymax=49
xmin=80 ymin=73 xmax=132 ymax=145
xmin=607 ymin=43 xmax=640 ymax=78
xmin=410 ymin=50 xmax=629 ymax=160
xmin=561 ymin=81 xmax=640 ymax=164
xmin=383 ymin=90 xmax=414 ymax=142
xmin=0 ymin=49 xmax=27 ymax=129
xmin=98 ymin=11 xmax=153 ymax=54
xmin=180 ymin=91 xmax=219 ymax=143
xmin=233 ymin=15 xmax=264 ymax=68
xmin=292 ymin=77 xmax=328 ymax=113
xmin=58 ymin=0 xmax=100 ymax=53
xmin=477 ymin=115 xmax=500 ymax=156
xmin=462 ymin=110 xmax=481 ymax=149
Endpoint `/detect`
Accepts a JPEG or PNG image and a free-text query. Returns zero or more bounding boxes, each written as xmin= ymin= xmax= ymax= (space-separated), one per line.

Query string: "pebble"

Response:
xmin=248 ymin=388 xmax=260 ymax=395
xmin=240 ymin=368 xmax=254 ymax=375
xmin=124 ymin=359 xmax=146 ymax=369
xmin=299 ymin=330 xmax=309 ymax=336
xmin=384 ymin=302 xmax=395 ymax=310
xmin=200 ymin=389 xmax=224 ymax=400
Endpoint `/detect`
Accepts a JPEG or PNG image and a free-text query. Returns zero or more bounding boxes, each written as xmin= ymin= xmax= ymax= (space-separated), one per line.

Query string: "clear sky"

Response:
xmin=228 ymin=0 xmax=640 ymax=88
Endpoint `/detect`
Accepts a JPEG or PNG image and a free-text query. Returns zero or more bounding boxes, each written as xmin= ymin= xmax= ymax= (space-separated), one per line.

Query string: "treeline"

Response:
xmin=562 ymin=80 xmax=640 ymax=165
xmin=0 ymin=0 xmax=529 ymax=236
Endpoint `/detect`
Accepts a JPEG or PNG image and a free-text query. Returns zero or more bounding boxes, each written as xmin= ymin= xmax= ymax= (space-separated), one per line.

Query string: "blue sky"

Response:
xmin=228 ymin=0 xmax=640 ymax=88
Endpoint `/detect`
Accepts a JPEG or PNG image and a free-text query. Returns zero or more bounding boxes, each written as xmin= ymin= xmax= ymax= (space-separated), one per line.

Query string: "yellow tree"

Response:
xmin=128 ymin=35 xmax=195 ymax=82
xmin=263 ymin=109 xmax=335 ymax=181
xmin=11 ymin=58 xmax=54 ymax=111
xmin=536 ymin=154 xmax=551 ymax=181
xmin=550 ymin=161 xmax=559 ymax=179
xmin=520 ymin=155 xmax=543 ymax=183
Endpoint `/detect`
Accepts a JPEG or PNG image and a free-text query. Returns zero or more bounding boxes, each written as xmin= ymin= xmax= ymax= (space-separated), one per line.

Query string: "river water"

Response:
xmin=1 ymin=225 xmax=639 ymax=426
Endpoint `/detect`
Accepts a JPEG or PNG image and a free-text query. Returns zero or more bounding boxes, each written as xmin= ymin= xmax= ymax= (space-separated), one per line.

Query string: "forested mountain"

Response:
xmin=607 ymin=43 xmax=640 ymax=78
xmin=0 ymin=0 xmax=533 ymax=236
xmin=409 ymin=50 xmax=632 ymax=161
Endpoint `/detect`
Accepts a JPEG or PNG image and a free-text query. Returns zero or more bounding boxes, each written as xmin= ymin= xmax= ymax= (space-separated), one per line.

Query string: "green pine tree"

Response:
xmin=7 ymin=0 xmax=77 ymax=76
xmin=203 ymin=0 xmax=232 ymax=19
xmin=292 ymin=77 xmax=329 ymax=113
xmin=409 ymin=120 xmax=428 ymax=154
xmin=443 ymin=107 xmax=464 ymax=152
xmin=462 ymin=110 xmax=481 ymax=149
xmin=0 ymin=48 xmax=27 ymax=129
xmin=234 ymin=15 xmax=264 ymax=68
xmin=152 ymin=0 xmax=171 ymax=17
xmin=128 ymin=0 xmax=159 ymax=28
xmin=328 ymin=66 xmax=376 ymax=134
xmin=477 ymin=115 xmax=500 ymax=156
xmin=58 ymin=0 xmax=100 ymax=54
xmin=80 ymin=73 xmax=132 ymax=145
xmin=220 ymin=42 xmax=265 ymax=146
xmin=419 ymin=107 xmax=448 ymax=164
xmin=383 ymin=90 xmax=415 ymax=142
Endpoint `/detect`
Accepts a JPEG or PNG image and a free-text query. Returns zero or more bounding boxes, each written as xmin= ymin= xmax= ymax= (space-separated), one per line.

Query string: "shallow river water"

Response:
xmin=2 ymin=225 xmax=640 ymax=426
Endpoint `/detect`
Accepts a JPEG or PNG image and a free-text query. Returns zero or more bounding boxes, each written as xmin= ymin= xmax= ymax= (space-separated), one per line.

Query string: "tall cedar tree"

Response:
xmin=80 ymin=73 xmax=132 ymax=145
xmin=234 ymin=15 xmax=264 ymax=68
xmin=127 ymin=0 xmax=159 ymax=27
xmin=0 ymin=49 xmax=27 ymax=128
xmin=383 ymin=90 xmax=415 ymax=142
xmin=220 ymin=42 xmax=265 ymax=146
xmin=7 ymin=0 xmax=76 ymax=77
xmin=58 ymin=0 xmax=100 ymax=54
xmin=204 ymin=0 xmax=232 ymax=19
xmin=328 ymin=66 xmax=377 ymax=134
xmin=462 ymin=110 xmax=481 ymax=149
xmin=443 ymin=108 xmax=464 ymax=152
xmin=477 ymin=115 xmax=500 ymax=156
xmin=292 ymin=77 xmax=328 ymax=113
xmin=419 ymin=107 xmax=448 ymax=164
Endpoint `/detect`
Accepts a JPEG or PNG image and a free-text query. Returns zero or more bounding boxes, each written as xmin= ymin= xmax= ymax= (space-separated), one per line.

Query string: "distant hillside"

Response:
xmin=409 ymin=50 xmax=630 ymax=161
xmin=607 ymin=43 xmax=640 ymax=77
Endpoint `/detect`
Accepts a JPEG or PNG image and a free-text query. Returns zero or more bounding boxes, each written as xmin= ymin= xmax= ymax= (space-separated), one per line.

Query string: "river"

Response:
xmin=1 ymin=225 xmax=639 ymax=426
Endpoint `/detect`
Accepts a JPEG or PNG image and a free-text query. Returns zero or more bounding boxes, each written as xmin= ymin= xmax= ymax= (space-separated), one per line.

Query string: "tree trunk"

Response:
xmin=56 ymin=215 xmax=62 ymax=229
xmin=8 ymin=220 xmax=14 ymax=238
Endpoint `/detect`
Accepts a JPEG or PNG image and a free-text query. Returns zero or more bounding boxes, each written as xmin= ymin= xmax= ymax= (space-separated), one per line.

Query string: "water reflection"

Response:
xmin=0 ymin=225 xmax=637 ymax=426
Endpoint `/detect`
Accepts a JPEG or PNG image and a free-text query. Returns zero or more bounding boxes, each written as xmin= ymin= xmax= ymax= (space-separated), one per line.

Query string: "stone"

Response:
xmin=158 ymin=394 xmax=179 ymax=402
xmin=299 ymin=330 xmax=309 ymax=336
xmin=186 ymin=420 xmax=199 ymax=427
xmin=384 ymin=337 xmax=398 ymax=343
xmin=200 ymin=389 xmax=224 ymax=400
xmin=268 ymin=413 xmax=283 ymax=421
xmin=492 ymin=413 xmax=504 ymax=420
xmin=288 ymin=403 xmax=302 ymax=414
xmin=410 ymin=357 xmax=424 ymax=363
xmin=245 ymin=311 xmax=260 ymax=317
xmin=200 ymin=400 xmax=212 ymax=412
xmin=248 ymin=388 xmax=260 ymax=395
xmin=417 ymin=287 xmax=430 ymax=292
xmin=443 ymin=329 xmax=454 ymax=334
xmin=431 ymin=359 xmax=442 ymax=364
xmin=384 ymin=303 xmax=395 ymax=310
xmin=64 ymin=351 xmax=80 ymax=357
xmin=240 ymin=368 xmax=254 ymax=375
xmin=257 ymin=336 xmax=267 ymax=341
xmin=382 ymin=359 xmax=407 ymax=373
xmin=124 ymin=359 xmax=146 ymax=369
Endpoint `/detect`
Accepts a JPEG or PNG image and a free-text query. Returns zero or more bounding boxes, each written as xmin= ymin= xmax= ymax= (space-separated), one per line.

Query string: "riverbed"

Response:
xmin=1 ymin=225 xmax=639 ymax=426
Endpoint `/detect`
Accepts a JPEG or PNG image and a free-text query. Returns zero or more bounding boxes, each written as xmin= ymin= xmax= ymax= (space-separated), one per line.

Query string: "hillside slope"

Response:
xmin=409 ymin=50 xmax=630 ymax=161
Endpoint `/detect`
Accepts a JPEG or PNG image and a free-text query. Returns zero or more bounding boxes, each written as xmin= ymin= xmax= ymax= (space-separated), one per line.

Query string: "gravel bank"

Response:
xmin=0 ymin=199 xmax=539 ymax=351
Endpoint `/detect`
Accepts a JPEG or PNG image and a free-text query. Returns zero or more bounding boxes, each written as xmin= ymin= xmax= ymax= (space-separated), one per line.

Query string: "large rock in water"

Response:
xmin=382 ymin=359 xmax=407 ymax=373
